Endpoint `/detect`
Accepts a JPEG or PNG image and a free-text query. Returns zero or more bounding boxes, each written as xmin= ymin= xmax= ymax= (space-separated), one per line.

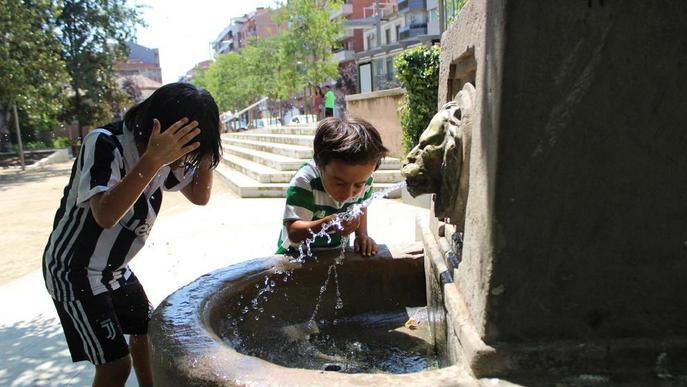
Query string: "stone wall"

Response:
xmin=423 ymin=0 xmax=687 ymax=378
xmin=345 ymin=88 xmax=405 ymax=157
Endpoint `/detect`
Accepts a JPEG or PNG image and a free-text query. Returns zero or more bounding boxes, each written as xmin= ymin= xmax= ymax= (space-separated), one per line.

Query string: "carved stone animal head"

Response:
xmin=401 ymin=83 xmax=475 ymax=227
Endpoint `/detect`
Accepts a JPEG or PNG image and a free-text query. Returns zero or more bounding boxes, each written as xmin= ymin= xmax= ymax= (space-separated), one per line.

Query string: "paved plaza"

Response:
xmin=0 ymin=161 xmax=428 ymax=386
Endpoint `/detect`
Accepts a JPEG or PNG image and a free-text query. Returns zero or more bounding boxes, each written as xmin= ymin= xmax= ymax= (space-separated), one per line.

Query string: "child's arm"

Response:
xmin=90 ymin=118 xmax=200 ymax=228
xmin=354 ymin=208 xmax=378 ymax=256
xmin=286 ymin=213 xmax=363 ymax=242
xmin=180 ymin=156 xmax=213 ymax=205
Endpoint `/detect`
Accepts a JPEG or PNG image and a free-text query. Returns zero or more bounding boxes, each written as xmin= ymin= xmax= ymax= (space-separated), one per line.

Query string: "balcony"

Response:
xmin=398 ymin=0 xmax=426 ymax=13
xmin=336 ymin=26 xmax=355 ymax=40
xmin=330 ymin=3 xmax=353 ymax=20
xmin=399 ymin=23 xmax=428 ymax=40
xmin=362 ymin=0 xmax=397 ymax=20
xmin=331 ymin=49 xmax=355 ymax=63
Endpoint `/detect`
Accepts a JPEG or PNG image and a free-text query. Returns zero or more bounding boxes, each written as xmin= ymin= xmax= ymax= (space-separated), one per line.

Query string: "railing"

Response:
xmin=222 ymin=97 xmax=274 ymax=131
xmin=330 ymin=3 xmax=353 ymax=20
xmin=332 ymin=49 xmax=356 ymax=63
xmin=363 ymin=0 xmax=397 ymax=19
xmin=399 ymin=23 xmax=428 ymax=40
xmin=398 ymin=0 xmax=426 ymax=12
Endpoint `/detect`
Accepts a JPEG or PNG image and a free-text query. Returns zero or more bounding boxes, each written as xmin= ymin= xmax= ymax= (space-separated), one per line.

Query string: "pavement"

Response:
xmin=0 ymin=161 xmax=429 ymax=386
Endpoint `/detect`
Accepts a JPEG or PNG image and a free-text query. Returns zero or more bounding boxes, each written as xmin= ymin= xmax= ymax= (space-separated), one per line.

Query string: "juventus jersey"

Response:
xmin=43 ymin=121 xmax=195 ymax=301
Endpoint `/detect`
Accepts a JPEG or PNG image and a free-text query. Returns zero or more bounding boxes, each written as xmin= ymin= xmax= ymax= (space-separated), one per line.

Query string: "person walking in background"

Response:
xmin=324 ymin=85 xmax=336 ymax=118
xmin=312 ymin=86 xmax=323 ymax=120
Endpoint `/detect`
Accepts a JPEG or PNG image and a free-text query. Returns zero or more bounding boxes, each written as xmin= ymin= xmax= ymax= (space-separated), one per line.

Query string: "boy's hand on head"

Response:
xmin=354 ymin=234 xmax=377 ymax=257
xmin=144 ymin=118 xmax=201 ymax=168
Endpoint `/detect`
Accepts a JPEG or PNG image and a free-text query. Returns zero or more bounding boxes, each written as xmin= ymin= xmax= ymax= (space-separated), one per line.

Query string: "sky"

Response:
xmin=132 ymin=0 xmax=278 ymax=84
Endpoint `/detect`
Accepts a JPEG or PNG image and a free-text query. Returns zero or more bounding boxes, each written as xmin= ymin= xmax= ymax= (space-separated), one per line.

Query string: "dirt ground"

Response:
xmin=0 ymin=160 xmax=234 ymax=286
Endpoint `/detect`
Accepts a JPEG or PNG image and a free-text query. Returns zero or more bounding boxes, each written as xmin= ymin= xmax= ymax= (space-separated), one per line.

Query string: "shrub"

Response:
xmin=394 ymin=45 xmax=441 ymax=153
xmin=52 ymin=136 xmax=71 ymax=148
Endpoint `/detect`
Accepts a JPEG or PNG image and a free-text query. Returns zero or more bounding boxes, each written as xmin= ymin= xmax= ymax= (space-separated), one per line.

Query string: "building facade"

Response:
xmin=353 ymin=0 xmax=441 ymax=93
xmin=212 ymin=7 xmax=283 ymax=58
xmin=115 ymin=42 xmax=162 ymax=83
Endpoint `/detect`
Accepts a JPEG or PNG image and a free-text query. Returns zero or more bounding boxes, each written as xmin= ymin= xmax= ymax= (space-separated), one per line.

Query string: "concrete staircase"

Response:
xmin=216 ymin=125 xmax=403 ymax=198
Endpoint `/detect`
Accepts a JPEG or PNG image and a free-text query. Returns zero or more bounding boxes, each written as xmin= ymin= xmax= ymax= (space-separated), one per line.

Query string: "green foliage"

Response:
xmin=0 ymin=0 xmax=68 ymax=131
xmin=9 ymin=135 xmax=70 ymax=152
xmin=56 ymin=0 xmax=143 ymax=134
xmin=52 ymin=136 xmax=71 ymax=148
xmin=394 ymin=45 xmax=441 ymax=153
xmin=446 ymin=0 xmax=469 ymax=26
xmin=197 ymin=1 xmax=344 ymax=113
xmin=195 ymin=37 xmax=282 ymax=113
xmin=274 ymin=0 xmax=342 ymax=88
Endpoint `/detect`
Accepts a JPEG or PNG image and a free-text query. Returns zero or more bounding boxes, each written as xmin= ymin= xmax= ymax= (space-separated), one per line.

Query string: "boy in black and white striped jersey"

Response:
xmin=42 ymin=83 xmax=222 ymax=386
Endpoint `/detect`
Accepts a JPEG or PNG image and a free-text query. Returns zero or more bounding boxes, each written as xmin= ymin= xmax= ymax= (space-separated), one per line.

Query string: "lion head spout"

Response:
xmin=401 ymin=83 xmax=475 ymax=228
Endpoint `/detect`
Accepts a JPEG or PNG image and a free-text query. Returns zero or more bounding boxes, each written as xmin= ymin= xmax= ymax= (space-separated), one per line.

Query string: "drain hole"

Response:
xmin=322 ymin=363 xmax=344 ymax=372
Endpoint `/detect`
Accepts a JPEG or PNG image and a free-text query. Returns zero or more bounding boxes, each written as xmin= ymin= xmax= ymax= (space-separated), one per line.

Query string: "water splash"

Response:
xmin=232 ymin=181 xmax=406 ymax=327
xmin=293 ymin=181 xmax=406 ymax=263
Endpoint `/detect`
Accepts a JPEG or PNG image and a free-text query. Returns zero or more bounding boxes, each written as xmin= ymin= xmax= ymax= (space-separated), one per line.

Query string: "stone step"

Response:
xmin=221 ymin=139 xmax=402 ymax=170
xmin=222 ymin=154 xmax=403 ymax=184
xmin=227 ymin=132 xmax=314 ymax=147
xmin=251 ymin=126 xmax=318 ymax=135
xmin=215 ymin=164 xmax=402 ymax=199
xmin=222 ymin=154 xmax=290 ymax=183
xmin=222 ymin=138 xmax=313 ymax=159
xmin=223 ymin=144 xmax=307 ymax=171
xmin=215 ymin=164 xmax=288 ymax=198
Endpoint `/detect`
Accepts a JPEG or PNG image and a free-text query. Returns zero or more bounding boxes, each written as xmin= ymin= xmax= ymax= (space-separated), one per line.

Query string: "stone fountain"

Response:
xmin=150 ymin=1 xmax=687 ymax=385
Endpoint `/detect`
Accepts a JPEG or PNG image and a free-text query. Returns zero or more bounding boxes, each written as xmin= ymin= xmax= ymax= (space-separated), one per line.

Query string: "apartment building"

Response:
xmin=353 ymin=0 xmax=441 ymax=92
xmin=116 ymin=42 xmax=162 ymax=83
xmin=212 ymin=8 xmax=283 ymax=57
xmin=179 ymin=60 xmax=212 ymax=83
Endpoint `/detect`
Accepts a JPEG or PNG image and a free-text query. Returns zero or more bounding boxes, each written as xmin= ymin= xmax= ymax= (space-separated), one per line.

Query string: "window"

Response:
xmin=359 ymin=63 xmax=372 ymax=93
xmin=386 ymin=57 xmax=395 ymax=81
xmin=385 ymin=28 xmax=391 ymax=45
xmin=429 ymin=9 xmax=438 ymax=22
xmin=395 ymin=25 xmax=400 ymax=41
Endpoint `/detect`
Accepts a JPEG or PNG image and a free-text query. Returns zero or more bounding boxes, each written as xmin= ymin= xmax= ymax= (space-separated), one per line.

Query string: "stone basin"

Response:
xmin=149 ymin=246 xmax=474 ymax=386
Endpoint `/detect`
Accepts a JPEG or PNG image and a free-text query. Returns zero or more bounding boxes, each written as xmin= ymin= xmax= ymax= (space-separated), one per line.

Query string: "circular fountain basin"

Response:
xmin=150 ymin=246 xmax=473 ymax=386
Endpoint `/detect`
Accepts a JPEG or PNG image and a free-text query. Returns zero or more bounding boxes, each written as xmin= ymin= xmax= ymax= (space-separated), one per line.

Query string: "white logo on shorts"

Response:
xmin=100 ymin=318 xmax=116 ymax=340
xmin=134 ymin=223 xmax=151 ymax=237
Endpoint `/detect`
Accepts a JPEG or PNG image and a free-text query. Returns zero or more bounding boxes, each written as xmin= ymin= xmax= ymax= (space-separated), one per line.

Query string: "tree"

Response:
xmin=196 ymin=1 xmax=345 ymax=120
xmin=0 ymin=0 xmax=68 ymax=152
xmin=121 ymin=76 xmax=143 ymax=104
xmin=275 ymin=0 xmax=343 ymax=91
xmin=195 ymin=36 xmax=288 ymax=113
xmin=56 ymin=0 xmax=143 ymax=140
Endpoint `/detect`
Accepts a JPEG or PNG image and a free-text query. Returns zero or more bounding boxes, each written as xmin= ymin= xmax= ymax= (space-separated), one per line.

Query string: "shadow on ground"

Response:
xmin=0 ymin=314 xmax=89 ymax=386
xmin=0 ymin=165 xmax=73 ymax=192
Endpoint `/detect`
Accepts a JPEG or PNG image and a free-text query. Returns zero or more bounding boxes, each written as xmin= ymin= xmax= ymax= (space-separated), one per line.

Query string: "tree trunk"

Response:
xmin=74 ymin=87 xmax=85 ymax=141
xmin=0 ymin=104 xmax=10 ymax=153
xmin=12 ymin=103 xmax=25 ymax=170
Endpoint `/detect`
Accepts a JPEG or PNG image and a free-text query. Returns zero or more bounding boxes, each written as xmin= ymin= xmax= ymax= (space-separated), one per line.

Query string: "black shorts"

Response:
xmin=52 ymin=274 xmax=153 ymax=365
xmin=325 ymin=107 xmax=334 ymax=117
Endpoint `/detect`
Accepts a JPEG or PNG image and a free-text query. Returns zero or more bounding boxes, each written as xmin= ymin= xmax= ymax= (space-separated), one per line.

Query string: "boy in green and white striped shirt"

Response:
xmin=277 ymin=117 xmax=389 ymax=256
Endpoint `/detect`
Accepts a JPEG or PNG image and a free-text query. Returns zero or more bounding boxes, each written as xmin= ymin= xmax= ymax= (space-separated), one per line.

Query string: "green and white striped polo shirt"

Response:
xmin=277 ymin=160 xmax=374 ymax=253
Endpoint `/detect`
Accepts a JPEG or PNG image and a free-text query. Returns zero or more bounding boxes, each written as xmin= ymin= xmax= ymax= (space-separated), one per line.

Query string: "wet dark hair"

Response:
xmin=123 ymin=82 xmax=222 ymax=169
xmin=313 ymin=117 xmax=388 ymax=169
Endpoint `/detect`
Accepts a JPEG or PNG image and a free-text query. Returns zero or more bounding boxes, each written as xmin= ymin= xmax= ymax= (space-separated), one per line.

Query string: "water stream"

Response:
xmin=223 ymin=181 xmax=440 ymax=374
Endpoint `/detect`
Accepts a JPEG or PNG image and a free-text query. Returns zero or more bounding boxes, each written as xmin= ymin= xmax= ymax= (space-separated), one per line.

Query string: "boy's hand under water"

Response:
xmin=331 ymin=215 xmax=360 ymax=236
xmin=354 ymin=233 xmax=377 ymax=257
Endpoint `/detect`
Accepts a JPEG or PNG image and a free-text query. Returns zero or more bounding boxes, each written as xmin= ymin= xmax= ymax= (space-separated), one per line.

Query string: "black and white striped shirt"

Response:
xmin=43 ymin=121 xmax=194 ymax=301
